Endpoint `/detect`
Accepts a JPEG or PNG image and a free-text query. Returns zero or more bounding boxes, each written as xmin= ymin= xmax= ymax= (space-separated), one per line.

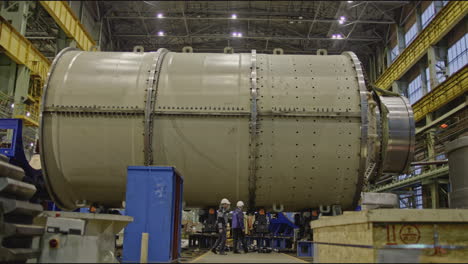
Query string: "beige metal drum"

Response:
xmin=40 ymin=48 xmax=414 ymax=211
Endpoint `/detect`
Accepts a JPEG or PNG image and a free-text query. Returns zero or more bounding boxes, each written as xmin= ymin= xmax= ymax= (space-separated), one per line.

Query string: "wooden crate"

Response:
xmin=311 ymin=209 xmax=468 ymax=263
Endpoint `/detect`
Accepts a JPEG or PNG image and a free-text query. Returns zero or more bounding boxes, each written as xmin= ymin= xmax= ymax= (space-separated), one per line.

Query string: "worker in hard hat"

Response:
xmin=232 ymin=201 xmax=249 ymax=253
xmin=211 ymin=198 xmax=230 ymax=255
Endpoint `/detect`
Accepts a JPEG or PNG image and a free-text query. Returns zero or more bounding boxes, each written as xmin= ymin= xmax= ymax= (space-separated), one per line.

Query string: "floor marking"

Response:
xmin=281 ymin=252 xmax=310 ymax=263
xmin=190 ymin=250 xmax=211 ymax=263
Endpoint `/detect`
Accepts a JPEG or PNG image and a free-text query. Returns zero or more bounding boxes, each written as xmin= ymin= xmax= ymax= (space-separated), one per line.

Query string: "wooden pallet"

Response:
xmin=311 ymin=209 xmax=468 ymax=263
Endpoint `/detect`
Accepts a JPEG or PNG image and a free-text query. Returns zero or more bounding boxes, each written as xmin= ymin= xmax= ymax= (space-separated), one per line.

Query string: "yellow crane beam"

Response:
xmin=0 ymin=17 xmax=51 ymax=126
xmin=0 ymin=16 xmax=50 ymax=80
xmin=39 ymin=1 xmax=96 ymax=51
xmin=413 ymin=66 xmax=467 ymax=122
xmin=375 ymin=1 xmax=468 ymax=90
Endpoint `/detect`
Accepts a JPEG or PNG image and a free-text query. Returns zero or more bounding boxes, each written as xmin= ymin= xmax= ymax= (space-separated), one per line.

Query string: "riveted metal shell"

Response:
xmin=40 ymin=49 xmax=412 ymax=211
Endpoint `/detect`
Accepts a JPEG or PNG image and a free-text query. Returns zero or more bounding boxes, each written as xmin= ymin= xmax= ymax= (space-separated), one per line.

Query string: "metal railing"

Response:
xmin=13 ymin=103 xmax=40 ymax=127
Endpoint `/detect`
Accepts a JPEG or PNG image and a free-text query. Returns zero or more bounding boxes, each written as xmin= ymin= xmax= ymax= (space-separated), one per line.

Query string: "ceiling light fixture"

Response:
xmin=158 ymin=31 xmax=165 ymax=36
xmin=332 ymin=34 xmax=343 ymax=39
xmin=338 ymin=16 xmax=346 ymax=24
xmin=231 ymin=14 xmax=237 ymax=19
xmin=157 ymin=13 xmax=164 ymax=18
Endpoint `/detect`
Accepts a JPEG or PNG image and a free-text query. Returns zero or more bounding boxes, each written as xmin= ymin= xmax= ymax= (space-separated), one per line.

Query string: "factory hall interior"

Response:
xmin=0 ymin=0 xmax=467 ymax=263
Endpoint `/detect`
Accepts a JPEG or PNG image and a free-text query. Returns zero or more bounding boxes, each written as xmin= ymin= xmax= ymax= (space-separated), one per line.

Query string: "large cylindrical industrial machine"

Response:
xmin=39 ymin=48 xmax=414 ymax=211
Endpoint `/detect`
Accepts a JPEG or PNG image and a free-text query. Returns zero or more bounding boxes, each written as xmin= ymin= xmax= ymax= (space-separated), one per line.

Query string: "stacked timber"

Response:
xmin=311 ymin=209 xmax=468 ymax=263
xmin=0 ymin=155 xmax=43 ymax=262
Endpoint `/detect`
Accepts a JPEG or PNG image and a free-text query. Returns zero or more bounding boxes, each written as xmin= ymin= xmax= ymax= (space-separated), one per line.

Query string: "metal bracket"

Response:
xmin=144 ymin=48 xmax=169 ymax=165
xmin=224 ymin=47 xmax=234 ymax=54
xmin=182 ymin=46 xmax=193 ymax=53
xmin=273 ymin=48 xmax=284 ymax=55
xmin=133 ymin=46 xmax=144 ymax=53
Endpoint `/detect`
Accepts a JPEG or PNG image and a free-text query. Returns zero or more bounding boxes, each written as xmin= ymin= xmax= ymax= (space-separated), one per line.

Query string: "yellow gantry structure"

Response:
xmin=0 ymin=16 xmax=51 ymax=126
xmin=0 ymin=17 xmax=50 ymax=81
xmin=375 ymin=1 xmax=468 ymax=90
xmin=39 ymin=1 xmax=96 ymax=51
xmin=413 ymin=66 xmax=468 ymax=122
xmin=0 ymin=1 xmax=96 ymax=126
xmin=374 ymin=1 xmax=468 ymax=121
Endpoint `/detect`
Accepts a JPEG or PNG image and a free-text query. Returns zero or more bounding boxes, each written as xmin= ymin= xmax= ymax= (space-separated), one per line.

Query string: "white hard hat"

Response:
xmin=236 ymin=201 xmax=244 ymax=207
xmin=220 ymin=198 xmax=231 ymax=205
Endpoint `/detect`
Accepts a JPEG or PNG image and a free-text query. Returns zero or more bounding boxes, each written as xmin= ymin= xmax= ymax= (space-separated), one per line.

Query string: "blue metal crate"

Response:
xmin=297 ymin=241 xmax=313 ymax=257
xmin=123 ymin=166 xmax=183 ymax=263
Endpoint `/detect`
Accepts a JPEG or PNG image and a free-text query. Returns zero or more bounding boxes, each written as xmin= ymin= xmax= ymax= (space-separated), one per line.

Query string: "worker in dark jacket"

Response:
xmin=232 ymin=201 xmax=248 ymax=253
xmin=211 ymin=198 xmax=230 ymax=255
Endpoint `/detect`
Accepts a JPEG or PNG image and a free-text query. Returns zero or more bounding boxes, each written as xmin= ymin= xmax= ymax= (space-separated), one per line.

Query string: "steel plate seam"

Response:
xmin=144 ymin=49 xmax=169 ymax=165
xmin=248 ymin=50 xmax=258 ymax=208
xmin=343 ymin=51 xmax=370 ymax=209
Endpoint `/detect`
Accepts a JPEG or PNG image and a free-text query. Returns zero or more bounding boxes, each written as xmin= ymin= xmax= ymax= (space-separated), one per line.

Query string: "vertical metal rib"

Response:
xmin=342 ymin=51 xmax=369 ymax=209
xmin=248 ymin=50 xmax=258 ymax=209
xmin=143 ymin=48 xmax=169 ymax=165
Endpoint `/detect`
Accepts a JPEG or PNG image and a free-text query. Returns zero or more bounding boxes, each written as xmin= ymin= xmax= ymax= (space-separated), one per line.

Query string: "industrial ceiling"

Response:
xmin=26 ymin=1 xmax=410 ymax=62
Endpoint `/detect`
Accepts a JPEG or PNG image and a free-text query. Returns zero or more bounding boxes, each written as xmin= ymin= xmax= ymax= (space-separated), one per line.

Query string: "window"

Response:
xmin=436 ymin=154 xmax=446 ymax=160
xmin=390 ymin=44 xmax=399 ymax=62
xmin=398 ymin=185 xmax=423 ymax=209
xmin=408 ymin=75 xmax=423 ymax=104
xmin=425 ymin=67 xmax=431 ymax=92
xmin=447 ymin=34 xmax=468 ymax=76
xmin=436 ymin=61 xmax=447 ymax=84
xmin=405 ymin=23 xmax=418 ymax=47
xmin=421 ymin=3 xmax=436 ymax=29
xmin=414 ymin=186 xmax=423 ymax=209
xmin=425 ymin=62 xmax=447 ymax=90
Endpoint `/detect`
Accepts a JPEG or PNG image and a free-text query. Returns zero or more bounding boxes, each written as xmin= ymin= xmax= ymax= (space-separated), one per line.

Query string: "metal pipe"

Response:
xmin=105 ymin=16 xmax=395 ymax=24
xmin=113 ymin=34 xmax=381 ymax=42
xmin=411 ymin=160 xmax=448 ymax=166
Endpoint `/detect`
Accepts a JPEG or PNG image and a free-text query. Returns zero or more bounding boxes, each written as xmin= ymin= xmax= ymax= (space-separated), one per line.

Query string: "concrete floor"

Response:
xmin=191 ymin=251 xmax=310 ymax=263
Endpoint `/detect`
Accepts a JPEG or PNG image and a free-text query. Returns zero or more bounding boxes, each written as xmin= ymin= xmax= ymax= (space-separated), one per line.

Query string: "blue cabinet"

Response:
xmin=123 ymin=166 xmax=183 ymax=263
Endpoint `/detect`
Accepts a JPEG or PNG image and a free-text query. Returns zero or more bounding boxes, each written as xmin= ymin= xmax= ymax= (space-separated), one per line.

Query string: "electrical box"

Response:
xmin=35 ymin=212 xmax=133 ymax=263
xmin=123 ymin=166 xmax=183 ymax=263
xmin=45 ymin=217 xmax=85 ymax=235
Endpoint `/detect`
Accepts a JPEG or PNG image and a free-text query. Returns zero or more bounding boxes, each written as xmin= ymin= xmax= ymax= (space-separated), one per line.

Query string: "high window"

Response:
xmin=390 ymin=44 xmax=399 ymax=62
xmin=408 ymin=75 xmax=423 ymax=104
xmin=447 ymin=34 xmax=468 ymax=76
xmin=421 ymin=3 xmax=436 ymax=29
xmin=405 ymin=23 xmax=418 ymax=47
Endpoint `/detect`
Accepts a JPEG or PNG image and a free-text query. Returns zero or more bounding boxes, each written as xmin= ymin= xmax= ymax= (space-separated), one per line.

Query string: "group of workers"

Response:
xmin=211 ymin=198 xmax=249 ymax=255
